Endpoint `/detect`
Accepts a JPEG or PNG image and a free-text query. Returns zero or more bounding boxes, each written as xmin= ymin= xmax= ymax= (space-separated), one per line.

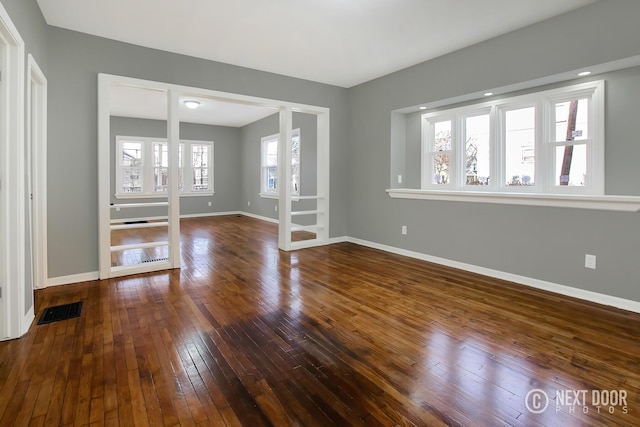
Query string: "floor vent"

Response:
xmin=142 ymin=257 xmax=168 ymax=263
xmin=37 ymin=302 xmax=83 ymax=325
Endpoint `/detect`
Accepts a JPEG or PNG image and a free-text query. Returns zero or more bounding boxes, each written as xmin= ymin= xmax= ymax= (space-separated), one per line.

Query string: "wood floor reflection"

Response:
xmin=1 ymin=215 xmax=639 ymax=426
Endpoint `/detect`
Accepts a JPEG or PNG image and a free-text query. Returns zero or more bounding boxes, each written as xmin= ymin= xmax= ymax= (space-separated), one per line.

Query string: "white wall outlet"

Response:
xmin=401 ymin=225 xmax=407 ymax=235
xmin=275 ymin=205 xmax=278 ymax=212
xmin=398 ymin=174 xmax=403 ymax=184
xmin=585 ymin=254 xmax=596 ymax=269
xmin=207 ymin=201 xmax=212 ymax=207
xmin=115 ymin=207 xmax=120 ymax=212
xmin=247 ymin=201 xmax=251 ymax=207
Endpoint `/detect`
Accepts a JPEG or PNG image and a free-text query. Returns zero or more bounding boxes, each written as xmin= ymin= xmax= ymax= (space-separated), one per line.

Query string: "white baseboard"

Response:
xmin=181 ymin=211 xmax=241 ymax=219
xmin=47 ymin=271 xmax=99 ymax=288
xmin=239 ymin=211 xmax=279 ymax=224
xmin=44 ymin=213 xmax=640 ymax=314
xmin=346 ymin=237 xmax=640 ymax=314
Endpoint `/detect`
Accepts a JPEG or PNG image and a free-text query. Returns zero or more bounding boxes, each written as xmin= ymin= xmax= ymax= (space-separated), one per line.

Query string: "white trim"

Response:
xmin=180 ymin=211 xmax=240 ymax=219
xmin=386 ymin=188 xmax=640 ymax=212
xmin=240 ymin=211 xmax=279 ymax=224
xmin=346 ymin=237 xmax=640 ymax=314
xmin=420 ymin=80 xmax=605 ymax=195
xmin=0 ymin=2 xmax=26 ymax=339
xmin=47 ymin=271 xmax=100 ymax=288
xmin=27 ymin=54 xmax=47 ymax=290
xmin=114 ymin=135 xmax=214 ymax=197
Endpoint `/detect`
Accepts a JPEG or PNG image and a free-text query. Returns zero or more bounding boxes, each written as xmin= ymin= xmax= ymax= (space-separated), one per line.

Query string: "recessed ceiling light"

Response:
xmin=184 ymin=100 xmax=200 ymax=109
xmin=578 ymin=71 xmax=591 ymax=77
xmin=483 ymin=92 xmax=493 ymax=97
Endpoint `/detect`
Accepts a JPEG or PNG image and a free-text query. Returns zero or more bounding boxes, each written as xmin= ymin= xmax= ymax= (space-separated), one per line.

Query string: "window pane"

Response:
xmin=465 ymin=114 xmax=490 ymax=186
xmin=505 ymin=107 xmax=535 ymax=186
xmin=555 ymin=98 xmax=588 ymax=142
xmin=556 ymin=144 xmax=587 ymax=186
xmin=291 ymin=133 xmax=300 ymax=194
xmin=434 ymin=120 xmax=452 ymax=151
xmin=266 ymin=166 xmax=277 ymax=192
xmin=121 ymin=141 xmax=143 ymax=193
xmin=192 ymin=145 xmax=209 ymax=191
xmin=266 ymin=139 xmax=278 ymax=167
xmin=153 ymin=143 xmax=168 ymax=192
xmin=432 ymin=154 xmax=450 ymax=185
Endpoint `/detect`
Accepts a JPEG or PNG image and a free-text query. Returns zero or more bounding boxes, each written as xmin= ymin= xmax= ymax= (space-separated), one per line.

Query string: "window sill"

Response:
xmin=386 ymin=188 xmax=640 ymax=212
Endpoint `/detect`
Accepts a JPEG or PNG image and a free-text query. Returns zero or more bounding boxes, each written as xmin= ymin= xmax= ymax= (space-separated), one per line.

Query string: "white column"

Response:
xmin=167 ymin=89 xmax=181 ymax=268
xmin=278 ymin=106 xmax=293 ymax=251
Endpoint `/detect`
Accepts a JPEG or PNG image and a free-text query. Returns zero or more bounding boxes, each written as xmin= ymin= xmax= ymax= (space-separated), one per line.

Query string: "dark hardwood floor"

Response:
xmin=1 ymin=215 xmax=639 ymax=426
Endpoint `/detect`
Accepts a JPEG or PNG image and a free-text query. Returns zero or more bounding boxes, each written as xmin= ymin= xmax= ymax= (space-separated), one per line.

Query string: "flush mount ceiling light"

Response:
xmin=578 ymin=71 xmax=591 ymax=77
xmin=483 ymin=92 xmax=494 ymax=97
xmin=184 ymin=100 xmax=201 ymax=109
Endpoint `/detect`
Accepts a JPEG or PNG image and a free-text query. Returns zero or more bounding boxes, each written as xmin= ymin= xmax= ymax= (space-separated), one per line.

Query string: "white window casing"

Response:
xmin=420 ymin=80 xmax=605 ymax=196
xmin=115 ymin=136 xmax=213 ymax=198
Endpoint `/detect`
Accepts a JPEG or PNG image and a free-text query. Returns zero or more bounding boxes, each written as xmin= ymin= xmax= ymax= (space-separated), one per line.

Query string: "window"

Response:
xmin=421 ymin=80 xmax=604 ymax=195
xmin=260 ymin=129 xmax=301 ymax=197
xmin=115 ymin=136 xmax=213 ymax=197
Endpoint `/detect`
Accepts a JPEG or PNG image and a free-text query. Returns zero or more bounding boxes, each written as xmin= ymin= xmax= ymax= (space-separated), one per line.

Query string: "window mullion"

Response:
xmin=454 ymin=114 xmax=463 ymax=189
xmin=489 ymin=106 xmax=500 ymax=191
xmin=537 ymin=98 xmax=549 ymax=193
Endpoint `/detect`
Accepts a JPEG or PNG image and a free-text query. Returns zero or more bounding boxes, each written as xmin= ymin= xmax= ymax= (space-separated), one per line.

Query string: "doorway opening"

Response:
xmin=98 ymin=74 xmax=330 ymax=279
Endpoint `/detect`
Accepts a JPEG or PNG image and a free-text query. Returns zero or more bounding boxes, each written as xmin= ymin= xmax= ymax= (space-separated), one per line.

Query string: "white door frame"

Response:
xmin=27 ymin=54 xmax=47 ymax=290
xmin=0 ymin=2 xmax=30 ymax=340
xmin=98 ymin=74 xmax=331 ymax=279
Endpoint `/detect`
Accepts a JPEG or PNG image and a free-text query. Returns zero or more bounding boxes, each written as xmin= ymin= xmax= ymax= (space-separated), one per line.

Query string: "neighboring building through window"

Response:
xmin=260 ymin=129 xmax=301 ymax=197
xmin=421 ymin=80 xmax=604 ymax=195
xmin=116 ymin=136 xmax=213 ymax=197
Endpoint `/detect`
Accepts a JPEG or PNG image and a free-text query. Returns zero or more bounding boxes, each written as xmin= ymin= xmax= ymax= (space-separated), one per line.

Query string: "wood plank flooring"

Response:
xmin=1 ymin=215 xmax=639 ymax=426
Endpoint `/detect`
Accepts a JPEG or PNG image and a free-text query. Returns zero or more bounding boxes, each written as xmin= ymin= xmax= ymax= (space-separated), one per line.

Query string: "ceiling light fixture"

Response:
xmin=483 ymin=92 xmax=494 ymax=97
xmin=184 ymin=100 xmax=200 ymax=109
xmin=578 ymin=71 xmax=591 ymax=77
xmin=419 ymin=106 xmax=427 ymax=110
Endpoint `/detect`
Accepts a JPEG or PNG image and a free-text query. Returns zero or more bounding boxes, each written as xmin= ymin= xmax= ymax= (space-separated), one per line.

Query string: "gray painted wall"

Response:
xmin=109 ymin=117 xmax=241 ymax=219
xmin=240 ymin=112 xmax=318 ymax=224
xmin=1 ymin=0 xmax=48 ymax=71
xmin=46 ymin=26 xmax=349 ymax=278
xmin=348 ymin=0 xmax=640 ymax=302
xmin=4 ymin=0 xmax=640 ymax=304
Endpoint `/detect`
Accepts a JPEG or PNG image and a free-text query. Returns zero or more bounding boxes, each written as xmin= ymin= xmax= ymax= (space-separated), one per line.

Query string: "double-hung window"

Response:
xmin=260 ymin=129 xmax=301 ymax=197
xmin=116 ymin=136 xmax=213 ymax=197
xmin=421 ymin=80 xmax=604 ymax=195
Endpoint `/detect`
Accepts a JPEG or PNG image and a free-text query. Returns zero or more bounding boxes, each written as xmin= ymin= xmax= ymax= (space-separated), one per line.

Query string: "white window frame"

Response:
xmin=420 ymin=80 xmax=604 ymax=196
xmin=115 ymin=135 xmax=214 ymax=198
xmin=260 ymin=129 xmax=301 ymax=198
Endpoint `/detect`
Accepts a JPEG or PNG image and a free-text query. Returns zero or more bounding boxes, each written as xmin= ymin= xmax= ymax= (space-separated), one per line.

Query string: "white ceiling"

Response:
xmin=37 ymin=0 xmax=596 ymax=88
xmin=110 ymin=85 xmax=278 ymax=127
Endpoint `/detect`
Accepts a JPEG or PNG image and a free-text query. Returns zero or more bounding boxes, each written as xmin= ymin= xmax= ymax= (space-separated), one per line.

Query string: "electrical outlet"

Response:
xmin=398 ymin=174 xmax=403 ymax=184
xmin=247 ymin=201 xmax=251 ymax=207
xmin=207 ymin=202 xmax=212 ymax=207
xmin=585 ymin=254 xmax=596 ymax=269
xmin=401 ymin=225 xmax=407 ymax=235
xmin=275 ymin=205 xmax=278 ymax=212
